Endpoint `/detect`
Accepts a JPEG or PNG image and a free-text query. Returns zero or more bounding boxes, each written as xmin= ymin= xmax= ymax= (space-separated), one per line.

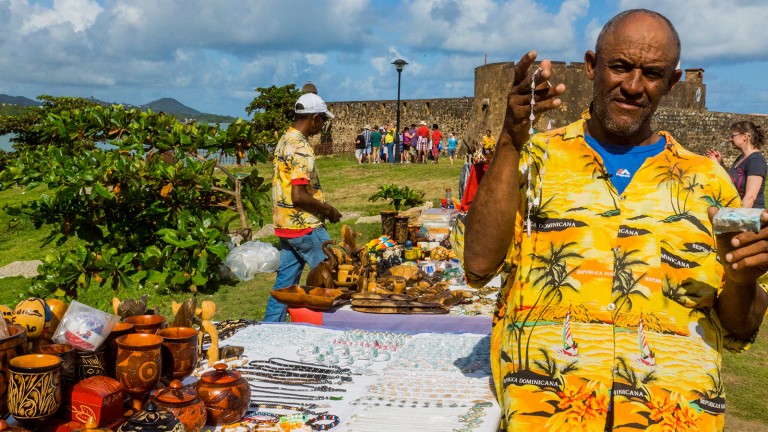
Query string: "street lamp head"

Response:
xmin=392 ymin=59 xmax=408 ymax=72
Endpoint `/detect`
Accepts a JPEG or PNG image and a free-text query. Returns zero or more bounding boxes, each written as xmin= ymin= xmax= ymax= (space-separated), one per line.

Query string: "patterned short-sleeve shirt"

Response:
xmin=272 ymin=128 xmax=326 ymax=236
xmin=456 ymin=116 xmax=766 ymax=432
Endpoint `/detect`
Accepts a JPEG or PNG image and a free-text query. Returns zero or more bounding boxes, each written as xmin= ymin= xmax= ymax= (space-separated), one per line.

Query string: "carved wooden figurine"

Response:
xmin=171 ymin=298 xmax=199 ymax=328
xmin=196 ymin=301 xmax=219 ymax=363
xmin=305 ymin=240 xmax=337 ymax=289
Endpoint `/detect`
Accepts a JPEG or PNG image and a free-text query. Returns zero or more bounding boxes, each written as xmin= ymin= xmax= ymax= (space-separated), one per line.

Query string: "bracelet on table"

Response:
xmin=246 ymin=414 xmax=280 ymax=426
xmin=279 ymin=413 xmax=309 ymax=423
xmin=306 ymin=414 xmax=340 ymax=431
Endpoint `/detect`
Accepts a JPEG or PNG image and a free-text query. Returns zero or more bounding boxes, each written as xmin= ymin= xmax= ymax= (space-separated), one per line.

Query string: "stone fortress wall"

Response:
xmin=320 ymin=61 xmax=767 ymax=164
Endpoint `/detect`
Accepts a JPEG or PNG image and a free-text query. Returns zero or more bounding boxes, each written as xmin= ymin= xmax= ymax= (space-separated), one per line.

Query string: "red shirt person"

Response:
xmin=430 ymin=124 xmax=442 ymax=164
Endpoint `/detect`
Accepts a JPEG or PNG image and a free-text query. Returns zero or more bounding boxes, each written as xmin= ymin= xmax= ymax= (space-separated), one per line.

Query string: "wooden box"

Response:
xmin=62 ymin=376 xmax=126 ymax=426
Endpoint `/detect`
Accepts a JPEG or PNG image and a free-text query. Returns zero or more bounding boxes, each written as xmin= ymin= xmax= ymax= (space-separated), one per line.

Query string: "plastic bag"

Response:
xmin=224 ymin=240 xmax=280 ymax=281
xmin=52 ymin=301 xmax=120 ymax=351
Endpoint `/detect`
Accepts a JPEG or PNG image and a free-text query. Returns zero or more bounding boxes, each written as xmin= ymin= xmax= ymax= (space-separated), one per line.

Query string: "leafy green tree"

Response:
xmin=0 ymin=96 xmax=99 ymax=152
xmin=0 ymin=100 xmax=271 ymax=299
xmin=246 ymin=84 xmax=302 ymax=148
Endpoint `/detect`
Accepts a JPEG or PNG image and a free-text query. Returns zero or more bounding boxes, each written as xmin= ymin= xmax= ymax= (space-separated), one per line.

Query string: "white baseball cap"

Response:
xmin=295 ymin=93 xmax=335 ymax=119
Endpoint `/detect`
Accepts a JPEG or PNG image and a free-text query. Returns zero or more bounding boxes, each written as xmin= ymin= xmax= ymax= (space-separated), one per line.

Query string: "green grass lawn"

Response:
xmin=1 ymin=154 xmax=766 ymax=428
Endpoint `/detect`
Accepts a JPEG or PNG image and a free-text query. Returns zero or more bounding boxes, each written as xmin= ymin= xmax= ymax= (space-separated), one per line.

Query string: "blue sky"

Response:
xmin=2 ymin=0 xmax=767 ymax=118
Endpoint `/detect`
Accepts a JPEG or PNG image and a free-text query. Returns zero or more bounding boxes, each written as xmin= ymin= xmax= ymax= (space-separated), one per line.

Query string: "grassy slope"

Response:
xmin=1 ymin=154 xmax=766 ymax=427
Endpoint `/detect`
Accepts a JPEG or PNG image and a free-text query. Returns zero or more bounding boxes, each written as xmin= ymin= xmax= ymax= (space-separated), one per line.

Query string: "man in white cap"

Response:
xmin=265 ymin=93 xmax=343 ymax=322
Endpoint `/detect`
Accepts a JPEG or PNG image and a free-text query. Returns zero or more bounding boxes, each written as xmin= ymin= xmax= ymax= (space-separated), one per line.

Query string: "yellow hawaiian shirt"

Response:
xmin=272 ymin=128 xmax=326 ymax=235
xmin=457 ymin=117 xmax=765 ymax=431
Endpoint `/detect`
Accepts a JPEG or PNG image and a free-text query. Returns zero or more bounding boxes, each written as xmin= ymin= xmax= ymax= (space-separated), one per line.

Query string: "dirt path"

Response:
xmin=0 ymin=260 xmax=42 ymax=278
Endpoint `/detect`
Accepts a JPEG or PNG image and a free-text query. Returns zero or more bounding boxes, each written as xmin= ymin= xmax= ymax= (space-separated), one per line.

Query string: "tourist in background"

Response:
xmin=267 ymin=93 xmax=342 ymax=322
xmin=362 ymin=124 xmax=372 ymax=163
xmin=416 ymin=121 xmax=430 ymax=163
xmin=354 ymin=127 xmax=366 ymax=164
xmin=431 ymin=124 xmax=443 ymax=164
xmin=370 ymin=125 xmax=382 ymax=163
xmin=481 ymin=129 xmax=495 ymax=151
xmin=707 ymin=120 xmax=767 ymax=208
xmin=447 ymin=132 xmax=458 ymax=164
xmin=408 ymin=124 xmax=418 ymax=163
xmin=401 ymin=126 xmax=411 ymax=163
xmin=385 ymin=125 xmax=395 ymax=163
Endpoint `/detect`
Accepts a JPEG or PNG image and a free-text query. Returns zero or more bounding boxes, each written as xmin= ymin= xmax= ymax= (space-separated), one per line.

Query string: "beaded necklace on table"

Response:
xmin=296 ymin=329 xmax=409 ymax=368
xmin=386 ymin=333 xmax=491 ymax=373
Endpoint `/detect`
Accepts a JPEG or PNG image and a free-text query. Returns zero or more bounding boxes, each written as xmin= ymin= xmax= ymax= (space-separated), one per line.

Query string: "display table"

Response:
xmin=202 ymin=323 xmax=501 ymax=431
xmin=288 ymin=305 xmax=492 ymax=334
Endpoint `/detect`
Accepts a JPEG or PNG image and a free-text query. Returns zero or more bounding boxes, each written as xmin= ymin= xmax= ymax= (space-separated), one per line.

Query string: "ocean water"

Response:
xmin=0 ymin=134 xmax=13 ymax=152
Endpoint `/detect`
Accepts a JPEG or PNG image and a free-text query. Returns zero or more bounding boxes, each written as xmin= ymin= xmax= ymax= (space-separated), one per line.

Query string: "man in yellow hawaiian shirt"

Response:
xmin=264 ymin=93 xmax=342 ymax=322
xmin=462 ymin=9 xmax=768 ymax=432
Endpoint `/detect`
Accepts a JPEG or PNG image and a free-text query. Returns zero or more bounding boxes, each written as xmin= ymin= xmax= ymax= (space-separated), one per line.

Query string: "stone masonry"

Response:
xmin=320 ymin=61 xmax=766 ymax=165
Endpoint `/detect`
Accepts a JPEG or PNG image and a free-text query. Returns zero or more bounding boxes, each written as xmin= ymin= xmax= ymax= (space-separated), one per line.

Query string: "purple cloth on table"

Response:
xmin=320 ymin=308 xmax=492 ymax=334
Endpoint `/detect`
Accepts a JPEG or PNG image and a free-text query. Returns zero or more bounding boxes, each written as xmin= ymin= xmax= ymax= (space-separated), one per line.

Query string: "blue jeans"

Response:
xmin=387 ymin=143 xmax=395 ymax=163
xmin=263 ymin=227 xmax=331 ymax=322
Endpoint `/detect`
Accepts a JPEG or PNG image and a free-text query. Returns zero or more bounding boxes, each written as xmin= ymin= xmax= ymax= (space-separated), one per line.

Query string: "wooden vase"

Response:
xmin=380 ymin=210 xmax=398 ymax=238
xmin=114 ymin=333 xmax=163 ymax=411
xmin=123 ymin=315 xmax=166 ymax=335
xmin=104 ymin=322 xmax=134 ymax=378
xmin=30 ymin=343 xmax=75 ymax=387
xmin=7 ymin=353 xmax=62 ymax=427
xmin=156 ymin=326 xmax=198 ymax=381
xmin=0 ymin=324 xmax=27 ymax=418
xmin=394 ymin=216 xmax=410 ymax=244
xmin=74 ymin=345 xmax=108 ymax=381
xmin=194 ymin=363 xmax=250 ymax=425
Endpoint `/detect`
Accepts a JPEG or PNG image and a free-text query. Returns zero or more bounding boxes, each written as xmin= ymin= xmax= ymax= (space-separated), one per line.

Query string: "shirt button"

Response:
xmin=619 ymin=195 xmax=626 ymax=201
xmin=607 ymin=303 xmax=616 ymax=311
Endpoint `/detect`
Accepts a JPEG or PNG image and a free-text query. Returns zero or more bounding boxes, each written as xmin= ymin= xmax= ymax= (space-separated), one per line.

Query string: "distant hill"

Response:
xmin=0 ymin=95 xmax=238 ymax=123
xmin=142 ymin=98 xmax=201 ymax=117
xmin=0 ymin=94 xmax=40 ymax=107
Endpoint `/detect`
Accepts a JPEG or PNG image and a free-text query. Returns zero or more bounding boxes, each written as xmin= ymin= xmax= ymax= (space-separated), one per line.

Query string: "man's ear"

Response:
xmin=584 ymin=50 xmax=597 ymax=80
xmin=664 ymin=68 xmax=683 ymax=95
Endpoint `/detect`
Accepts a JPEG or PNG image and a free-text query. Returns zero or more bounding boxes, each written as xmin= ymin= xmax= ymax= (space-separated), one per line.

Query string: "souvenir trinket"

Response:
xmin=0 ymin=324 xmax=27 ymax=417
xmin=7 ymin=354 xmax=62 ymax=427
xmin=116 ymin=401 xmax=185 ymax=432
xmin=74 ymin=345 xmax=108 ymax=380
xmin=156 ymin=327 xmax=199 ymax=381
xmin=115 ymin=333 xmax=163 ymax=411
xmin=13 ymin=297 xmax=51 ymax=341
xmin=152 ymin=380 xmax=206 ymax=432
xmin=64 ymin=375 xmax=126 ymax=426
xmin=40 ymin=298 xmax=68 ymax=341
xmin=123 ymin=315 xmax=167 ymax=335
xmin=195 ymin=363 xmax=251 ymax=425
xmin=31 ymin=343 xmax=76 ymax=387
xmin=712 ymin=207 xmax=763 ymax=234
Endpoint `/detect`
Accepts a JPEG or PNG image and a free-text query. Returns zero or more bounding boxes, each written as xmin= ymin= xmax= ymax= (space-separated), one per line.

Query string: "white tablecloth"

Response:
xmin=203 ymin=323 xmax=501 ymax=432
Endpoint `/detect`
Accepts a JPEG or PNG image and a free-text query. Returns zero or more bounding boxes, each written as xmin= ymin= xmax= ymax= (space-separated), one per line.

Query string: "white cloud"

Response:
xmin=305 ymin=54 xmax=328 ymax=66
xmin=618 ymin=0 xmax=768 ymax=63
xmin=21 ymin=0 xmax=102 ymax=34
xmin=0 ymin=0 xmax=766 ymax=117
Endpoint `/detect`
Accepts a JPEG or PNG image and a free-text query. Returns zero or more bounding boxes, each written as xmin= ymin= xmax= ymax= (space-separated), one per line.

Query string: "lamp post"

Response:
xmin=392 ymin=59 xmax=408 ymax=163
